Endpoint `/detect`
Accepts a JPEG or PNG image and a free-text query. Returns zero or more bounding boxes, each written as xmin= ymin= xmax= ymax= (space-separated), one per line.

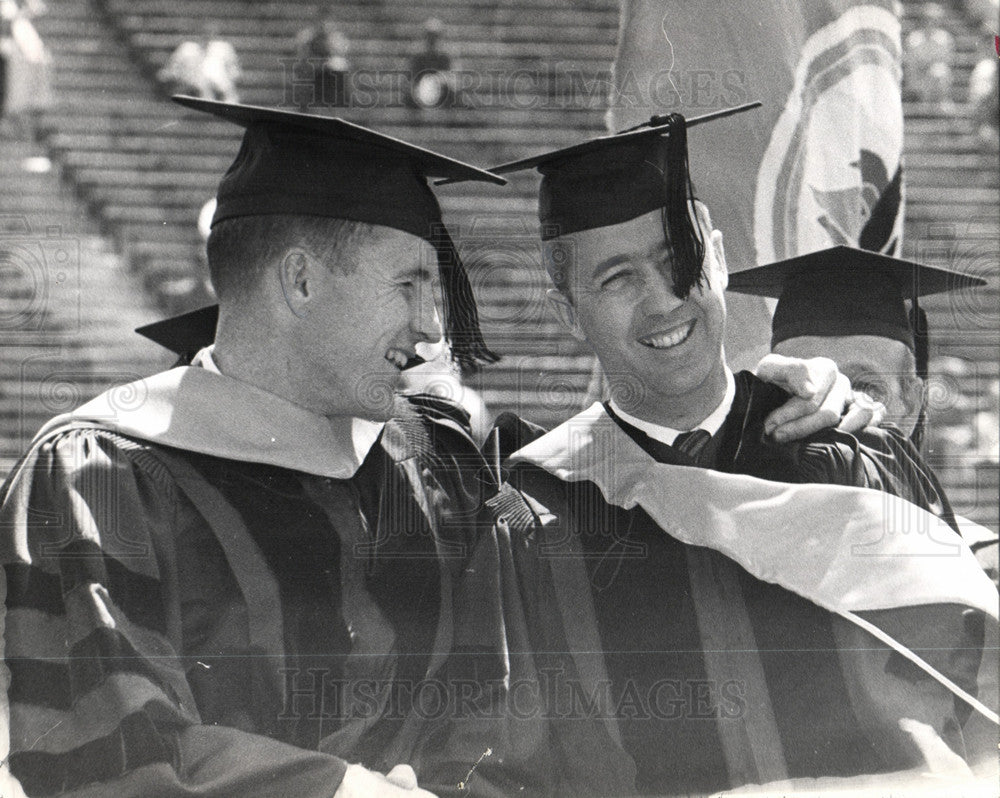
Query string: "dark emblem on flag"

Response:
xmin=811 ymin=149 xmax=902 ymax=255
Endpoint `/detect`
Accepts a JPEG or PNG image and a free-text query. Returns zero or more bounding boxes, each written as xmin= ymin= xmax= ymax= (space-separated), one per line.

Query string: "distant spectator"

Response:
xmin=0 ymin=1 xmax=12 ymax=130
xmin=903 ymin=3 xmax=955 ymax=109
xmin=0 ymin=0 xmax=51 ymax=137
xmin=202 ymin=23 xmax=240 ymax=103
xmin=406 ymin=18 xmax=459 ymax=108
xmin=969 ymin=57 xmax=999 ymax=149
xmin=158 ymin=24 xmax=240 ymax=103
xmin=294 ymin=6 xmax=351 ymax=110
xmin=158 ymin=39 xmax=207 ymax=96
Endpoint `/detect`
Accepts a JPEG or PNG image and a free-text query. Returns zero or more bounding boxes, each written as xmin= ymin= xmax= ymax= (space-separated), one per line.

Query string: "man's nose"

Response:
xmin=412 ymin=283 xmax=443 ymax=344
xmin=640 ymin=267 xmax=685 ymax=315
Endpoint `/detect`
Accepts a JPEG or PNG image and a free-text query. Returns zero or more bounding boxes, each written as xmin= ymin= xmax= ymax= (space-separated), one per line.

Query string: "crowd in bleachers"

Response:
xmin=902 ymin=0 xmax=998 ymax=150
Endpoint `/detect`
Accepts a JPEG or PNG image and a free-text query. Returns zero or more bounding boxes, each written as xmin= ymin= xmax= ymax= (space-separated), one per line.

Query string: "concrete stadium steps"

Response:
xmin=0 ymin=138 xmax=173 ymax=475
xmin=104 ymin=0 xmax=618 ymax=31
xmin=31 ymin=0 xmax=613 ymax=425
xmin=899 ymin=0 xmax=999 ymax=531
xmin=129 ymin=31 xmax=617 ymax=65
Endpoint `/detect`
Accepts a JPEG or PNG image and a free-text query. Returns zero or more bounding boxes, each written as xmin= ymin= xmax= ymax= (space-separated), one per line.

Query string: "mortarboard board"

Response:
xmin=725 ymin=245 xmax=987 ymax=378
xmin=485 ymin=102 xmax=762 ymax=299
xmin=139 ymin=96 xmax=505 ymax=372
xmin=136 ymin=304 xmax=219 ymax=363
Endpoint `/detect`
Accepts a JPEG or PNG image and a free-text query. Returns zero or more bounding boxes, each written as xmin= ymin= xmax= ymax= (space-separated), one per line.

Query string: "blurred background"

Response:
xmin=0 ymin=0 xmax=996 ymax=532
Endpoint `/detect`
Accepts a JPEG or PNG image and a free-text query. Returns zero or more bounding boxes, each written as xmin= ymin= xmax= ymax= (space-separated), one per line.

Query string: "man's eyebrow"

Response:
xmin=398 ymin=266 xmax=435 ymax=280
xmin=591 ymin=254 xmax=632 ymax=280
xmin=592 ymin=240 xmax=671 ymax=280
xmin=841 ymin=361 xmax=883 ymax=377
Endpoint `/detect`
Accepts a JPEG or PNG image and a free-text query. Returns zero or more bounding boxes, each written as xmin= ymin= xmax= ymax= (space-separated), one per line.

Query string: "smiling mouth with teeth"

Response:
xmin=638 ymin=320 xmax=695 ymax=350
xmin=385 ymin=349 xmax=425 ymax=370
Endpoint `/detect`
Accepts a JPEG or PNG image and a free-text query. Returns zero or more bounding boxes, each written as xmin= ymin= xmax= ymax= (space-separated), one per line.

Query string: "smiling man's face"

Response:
xmin=549 ymin=205 xmax=730 ymax=424
xmin=292 ymin=225 xmax=443 ymax=420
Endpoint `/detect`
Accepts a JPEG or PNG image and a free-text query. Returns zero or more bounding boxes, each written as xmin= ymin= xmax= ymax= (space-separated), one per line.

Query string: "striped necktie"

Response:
xmin=673 ymin=428 xmax=713 ymax=466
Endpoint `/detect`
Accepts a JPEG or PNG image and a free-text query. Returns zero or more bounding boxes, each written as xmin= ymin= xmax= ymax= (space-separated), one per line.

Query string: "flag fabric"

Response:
xmin=609 ymin=0 xmax=905 ymax=368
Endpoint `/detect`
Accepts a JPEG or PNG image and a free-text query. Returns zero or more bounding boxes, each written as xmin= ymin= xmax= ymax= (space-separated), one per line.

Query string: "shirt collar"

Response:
xmin=191 ymin=344 xmax=384 ymax=468
xmin=608 ymin=368 xmax=736 ymax=447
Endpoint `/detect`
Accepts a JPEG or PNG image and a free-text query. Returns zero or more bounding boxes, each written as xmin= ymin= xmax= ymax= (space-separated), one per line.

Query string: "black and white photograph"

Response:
xmin=0 ymin=0 xmax=997 ymax=795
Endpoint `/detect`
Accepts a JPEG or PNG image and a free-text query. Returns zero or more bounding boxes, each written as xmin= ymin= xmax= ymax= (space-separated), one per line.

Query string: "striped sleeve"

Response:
xmin=1 ymin=428 xmax=348 ymax=797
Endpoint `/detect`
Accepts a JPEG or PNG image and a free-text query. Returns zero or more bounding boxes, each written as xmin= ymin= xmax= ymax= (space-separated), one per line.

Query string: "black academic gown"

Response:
xmin=506 ymin=371 xmax=988 ymax=796
xmin=0 ymin=367 xmax=627 ymax=798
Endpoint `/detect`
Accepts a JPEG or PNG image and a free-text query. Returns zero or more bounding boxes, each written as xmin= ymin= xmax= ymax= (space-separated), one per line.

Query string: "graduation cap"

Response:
xmin=138 ymin=96 xmax=505 ymax=372
xmin=136 ymin=304 xmax=219 ymax=363
xmin=485 ymin=101 xmax=761 ymax=299
xmin=725 ymin=245 xmax=988 ymax=379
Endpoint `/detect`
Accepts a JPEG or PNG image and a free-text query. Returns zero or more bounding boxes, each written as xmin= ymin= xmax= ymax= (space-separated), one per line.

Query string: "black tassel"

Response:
xmin=908 ymin=302 xmax=929 ymax=379
xmin=430 ymin=224 xmax=501 ymax=376
xmin=659 ymin=113 xmax=705 ymax=298
xmin=907 ymin=301 xmax=929 ymax=451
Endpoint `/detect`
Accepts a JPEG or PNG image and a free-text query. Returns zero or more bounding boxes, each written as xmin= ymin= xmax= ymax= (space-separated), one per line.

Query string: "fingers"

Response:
xmin=755 ymin=354 xmax=837 ymax=399
xmin=765 ymin=396 xmax=842 ymax=443
xmin=764 ymin=372 xmax=854 ymax=443
xmin=817 ymin=372 xmax=853 ymax=424
xmin=837 ymin=390 xmax=885 ymax=433
xmin=385 ymin=765 xmax=419 ymax=790
xmin=898 ymin=717 xmax=973 ymax=776
xmin=337 ymin=763 xmax=439 ymax=797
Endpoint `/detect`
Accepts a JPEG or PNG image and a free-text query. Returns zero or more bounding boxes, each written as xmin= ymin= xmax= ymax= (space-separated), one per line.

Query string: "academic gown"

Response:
xmin=0 ymin=366 xmax=630 ymax=798
xmin=505 ymin=371 xmax=998 ymax=796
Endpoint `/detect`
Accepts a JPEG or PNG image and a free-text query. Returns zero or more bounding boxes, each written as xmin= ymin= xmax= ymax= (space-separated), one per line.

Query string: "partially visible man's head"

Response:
xmin=774 ymin=333 xmax=924 ymax=434
xmin=726 ymin=246 xmax=986 ymax=441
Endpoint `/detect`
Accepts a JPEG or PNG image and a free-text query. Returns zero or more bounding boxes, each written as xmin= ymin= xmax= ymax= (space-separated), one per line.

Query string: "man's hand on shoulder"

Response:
xmin=755 ymin=354 xmax=885 ymax=442
xmin=336 ymin=764 xmax=438 ymax=798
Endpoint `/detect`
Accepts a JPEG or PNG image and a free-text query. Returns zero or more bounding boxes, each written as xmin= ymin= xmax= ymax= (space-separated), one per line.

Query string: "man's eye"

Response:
xmin=852 ymin=378 xmax=888 ymax=403
xmin=600 ymin=271 xmax=632 ymax=289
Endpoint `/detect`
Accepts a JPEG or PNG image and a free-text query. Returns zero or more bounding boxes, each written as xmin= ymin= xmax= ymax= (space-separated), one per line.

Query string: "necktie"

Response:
xmin=673 ymin=428 xmax=713 ymax=465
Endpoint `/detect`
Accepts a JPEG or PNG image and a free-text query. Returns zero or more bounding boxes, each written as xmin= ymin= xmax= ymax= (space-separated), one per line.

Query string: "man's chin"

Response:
xmin=349 ymin=371 xmax=402 ymax=419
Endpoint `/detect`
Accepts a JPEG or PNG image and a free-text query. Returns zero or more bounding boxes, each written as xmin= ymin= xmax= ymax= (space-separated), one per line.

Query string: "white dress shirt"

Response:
xmin=608 ymin=368 xmax=736 ymax=446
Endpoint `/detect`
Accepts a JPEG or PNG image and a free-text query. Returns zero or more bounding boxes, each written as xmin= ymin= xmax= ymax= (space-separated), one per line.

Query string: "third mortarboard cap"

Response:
xmin=726 ymin=245 xmax=987 ymax=362
xmin=488 ymin=102 xmax=761 ymax=299
xmin=155 ymin=96 xmax=505 ymax=372
xmin=136 ymin=305 xmax=219 ymax=360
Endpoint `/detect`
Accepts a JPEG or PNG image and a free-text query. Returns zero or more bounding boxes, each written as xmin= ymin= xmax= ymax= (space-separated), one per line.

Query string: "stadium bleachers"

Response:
xmin=4 ymin=0 xmax=996 ymax=531
xmin=33 ymin=0 xmax=620 ymax=427
xmin=0 ymin=137 xmax=171 ymax=472
xmin=898 ymin=1 xmax=999 ymax=532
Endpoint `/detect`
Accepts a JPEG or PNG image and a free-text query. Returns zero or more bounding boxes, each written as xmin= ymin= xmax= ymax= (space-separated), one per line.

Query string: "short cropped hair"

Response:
xmin=206 ymin=215 xmax=376 ymax=301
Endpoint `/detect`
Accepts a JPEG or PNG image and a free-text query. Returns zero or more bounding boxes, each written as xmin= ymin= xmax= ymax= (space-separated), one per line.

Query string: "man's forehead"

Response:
xmin=564 ymin=210 xmax=666 ymax=255
xmin=777 ymin=334 xmax=912 ymax=367
xmin=351 ymin=226 xmax=435 ymax=270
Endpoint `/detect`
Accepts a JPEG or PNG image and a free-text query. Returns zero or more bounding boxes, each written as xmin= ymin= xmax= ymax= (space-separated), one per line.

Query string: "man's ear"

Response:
xmin=278 ymin=249 xmax=312 ymax=318
xmin=709 ymin=228 xmax=729 ymax=290
xmin=546 ymin=288 xmax=585 ymax=340
xmin=693 ymin=201 xmax=728 ymax=289
xmin=901 ymin=374 xmax=926 ymax=418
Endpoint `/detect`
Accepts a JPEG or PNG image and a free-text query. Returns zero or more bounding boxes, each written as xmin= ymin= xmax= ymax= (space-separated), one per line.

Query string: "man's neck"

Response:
xmin=609 ymin=365 xmax=732 ymax=432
